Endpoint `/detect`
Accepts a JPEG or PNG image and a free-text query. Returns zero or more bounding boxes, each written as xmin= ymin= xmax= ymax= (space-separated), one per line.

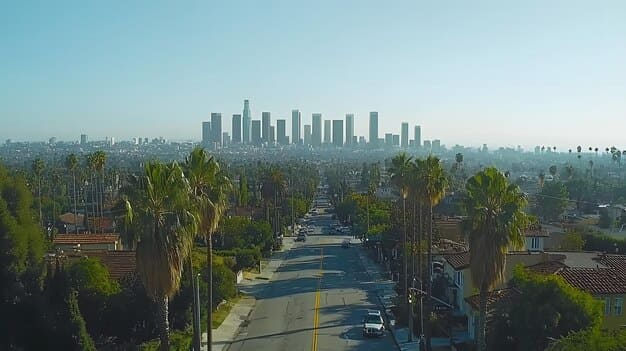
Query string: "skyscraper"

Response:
xmin=323 ymin=120 xmax=331 ymax=144
xmin=291 ymin=109 xmax=301 ymax=144
xmin=80 ymin=134 xmax=88 ymax=145
xmin=232 ymin=114 xmax=242 ymax=144
xmin=251 ymin=120 xmax=261 ymax=145
xmin=262 ymin=111 xmax=271 ymax=143
xmin=304 ymin=125 xmax=312 ymax=145
xmin=385 ymin=133 xmax=393 ymax=146
xmin=243 ymin=99 xmax=251 ymax=144
xmin=312 ymin=113 xmax=322 ymax=147
xmin=369 ymin=112 xmax=379 ymax=146
xmin=414 ymin=125 xmax=421 ymax=149
xmin=270 ymin=126 xmax=275 ymax=145
xmin=401 ymin=122 xmax=409 ymax=148
xmin=345 ymin=114 xmax=354 ymax=146
xmin=277 ymin=119 xmax=287 ymax=145
xmin=332 ymin=120 xmax=343 ymax=147
xmin=210 ymin=113 xmax=222 ymax=147
xmin=202 ymin=121 xmax=211 ymax=145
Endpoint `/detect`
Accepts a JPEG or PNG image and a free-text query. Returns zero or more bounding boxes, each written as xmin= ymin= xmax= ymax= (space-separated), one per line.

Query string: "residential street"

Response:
xmin=230 ymin=212 xmax=396 ymax=351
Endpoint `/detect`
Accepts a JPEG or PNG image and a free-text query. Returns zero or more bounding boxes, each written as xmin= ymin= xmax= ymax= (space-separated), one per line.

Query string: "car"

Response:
xmin=341 ymin=239 xmax=351 ymax=248
xmin=295 ymin=233 xmax=307 ymax=242
xmin=362 ymin=310 xmax=385 ymax=337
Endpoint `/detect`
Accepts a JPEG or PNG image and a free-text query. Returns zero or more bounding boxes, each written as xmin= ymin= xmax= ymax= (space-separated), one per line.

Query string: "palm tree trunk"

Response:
xmin=426 ymin=203 xmax=434 ymax=351
xmin=100 ymin=172 xmax=105 ymax=232
xmin=73 ymin=172 xmax=78 ymax=234
xmin=403 ymin=196 xmax=411 ymax=342
xmin=157 ymin=295 xmax=170 ymax=351
xmin=38 ymin=177 xmax=42 ymax=228
xmin=207 ymin=234 xmax=213 ymax=349
xmin=477 ymin=288 xmax=488 ymax=351
xmin=91 ymin=174 xmax=96 ymax=233
xmin=189 ymin=256 xmax=201 ymax=351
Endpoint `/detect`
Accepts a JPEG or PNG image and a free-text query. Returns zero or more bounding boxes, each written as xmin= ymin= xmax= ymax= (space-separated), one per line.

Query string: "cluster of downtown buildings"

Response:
xmin=202 ymin=99 xmax=436 ymax=150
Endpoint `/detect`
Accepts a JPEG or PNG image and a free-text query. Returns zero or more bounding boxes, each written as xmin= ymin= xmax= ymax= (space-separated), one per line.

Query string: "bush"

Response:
xmin=215 ymin=248 xmax=262 ymax=271
xmin=207 ymin=263 xmax=237 ymax=309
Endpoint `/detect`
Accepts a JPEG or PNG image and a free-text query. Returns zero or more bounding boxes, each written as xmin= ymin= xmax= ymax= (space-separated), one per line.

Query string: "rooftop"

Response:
xmin=53 ymin=233 xmax=120 ymax=245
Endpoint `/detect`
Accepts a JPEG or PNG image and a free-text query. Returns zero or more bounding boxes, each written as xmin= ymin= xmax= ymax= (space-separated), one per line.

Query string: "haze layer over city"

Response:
xmin=2 ymin=2 xmax=626 ymax=351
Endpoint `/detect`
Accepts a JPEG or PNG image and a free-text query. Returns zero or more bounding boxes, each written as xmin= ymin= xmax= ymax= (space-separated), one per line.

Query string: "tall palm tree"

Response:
xmin=93 ymin=151 xmax=107 ymax=231
xmin=86 ymin=154 xmax=97 ymax=232
xmin=261 ymin=167 xmax=286 ymax=233
xmin=464 ymin=167 xmax=530 ymax=351
xmin=66 ymin=154 xmax=79 ymax=233
xmin=184 ymin=147 xmax=231 ymax=350
xmin=31 ymin=158 xmax=45 ymax=228
xmin=388 ymin=152 xmax=413 ymax=340
xmin=124 ymin=161 xmax=197 ymax=351
xmin=419 ymin=155 xmax=448 ymax=351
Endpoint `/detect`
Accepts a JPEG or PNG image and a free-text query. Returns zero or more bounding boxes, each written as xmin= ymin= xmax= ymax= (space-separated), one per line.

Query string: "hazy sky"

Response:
xmin=2 ymin=1 xmax=625 ymax=150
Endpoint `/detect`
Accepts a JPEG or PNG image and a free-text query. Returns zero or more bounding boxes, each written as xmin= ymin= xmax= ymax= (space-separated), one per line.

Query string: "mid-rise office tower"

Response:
xmin=277 ymin=119 xmax=287 ymax=145
xmin=332 ymin=120 xmax=343 ymax=147
xmin=345 ymin=114 xmax=354 ymax=146
xmin=385 ymin=133 xmax=393 ymax=146
xmin=304 ymin=125 xmax=312 ymax=145
xmin=312 ymin=113 xmax=322 ymax=147
xmin=369 ymin=112 xmax=379 ymax=146
xmin=232 ymin=114 xmax=242 ymax=143
xmin=202 ymin=122 xmax=211 ymax=144
xmin=323 ymin=120 xmax=331 ymax=144
xmin=251 ymin=120 xmax=261 ymax=145
xmin=243 ymin=99 xmax=251 ymax=144
xmin=270 ymin=126 xmax=275 ymax=145
xmin=291 ymin=109 xmax=301 ymax=144
xmin=401 ymin=122 xmax=409 ymax=148
xmin=262 ymin=112 xmax=271 ymax=143
xmin=414 ymin=125 xmax=421 ymax=148
xmin=80 ymin=134 xmax=88 ymax=145
xmin=210 ymin=113 xmax=222 ymax=146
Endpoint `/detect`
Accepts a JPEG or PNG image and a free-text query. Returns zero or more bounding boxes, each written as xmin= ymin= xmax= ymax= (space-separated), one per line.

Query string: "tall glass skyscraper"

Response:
xmin=401 ymin=122 xmax=409 ymax=148
xmin=277 ymin=119 xmax=287 ymax=145
xmin=332 ymin=120 xmax=343 ymax=147
xmin=414 ymin=125 xmax=421 ymax=148
xmin=324 ymin=120 xmax=331 ymax=144
xmin=202 ymin=121 xmax=211 ymax=145
xmin=251 ymin=120 xmax=261 ymax=145
xmin=232 ymin=114 xmax=241 ymax=144
xmin=291 ymin=109 xmax=301 ymax=144
xmin=345 ymin=114 xmax=354 ymax=146
xmin=312 ymin=113 xmax=322 ymax=147
xmin=262 ymin=111 xmax=271 ymax=143
xmin=369 ymin=112 xmax=378 ymax=146
xmin=210 ymin=113 xmax=222 ymax=147
xmin=243 ymin=99 xmax=251 ymax=144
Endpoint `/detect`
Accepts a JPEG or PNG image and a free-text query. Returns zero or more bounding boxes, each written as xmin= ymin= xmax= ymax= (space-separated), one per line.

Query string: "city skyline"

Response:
xmin=2 ymin=2 xmax=626 ymax=149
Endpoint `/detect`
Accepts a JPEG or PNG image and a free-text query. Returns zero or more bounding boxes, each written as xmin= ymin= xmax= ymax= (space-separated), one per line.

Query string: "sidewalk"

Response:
xmin=202 ymin=237 xmax=295 ymax=351
xmin=356 ymin=246 xmax=421 ymax=351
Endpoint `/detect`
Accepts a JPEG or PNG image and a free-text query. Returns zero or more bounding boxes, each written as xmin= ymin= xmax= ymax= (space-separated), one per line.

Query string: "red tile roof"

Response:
xmin=524 ymin=223 xmax=549 ymax=237
xmin=442 ymin=251 xmax=470 ymax=270
xmin=526 ymin=260 xmax=568 ymax=275
xmin=557 ymin=268 xmax=626 ymax=294
xmin=84 ymin=251 xmax=136 ymax=280
xmin=58 ymin=212 xmax=85 ymax=225
xmin=53 ymin=233 xmax=120 ymax=245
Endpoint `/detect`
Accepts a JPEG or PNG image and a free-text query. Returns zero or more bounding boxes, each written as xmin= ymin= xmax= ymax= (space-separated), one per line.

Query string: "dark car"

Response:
xmin=295 ymin=233 xmax=307 ymax=242
xmin=341 ymin=239 xmax=351 ymax=248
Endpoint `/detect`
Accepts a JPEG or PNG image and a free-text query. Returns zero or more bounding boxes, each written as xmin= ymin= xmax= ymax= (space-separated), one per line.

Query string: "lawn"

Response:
xmin=211 ymin=295 xmax=242 ymax=329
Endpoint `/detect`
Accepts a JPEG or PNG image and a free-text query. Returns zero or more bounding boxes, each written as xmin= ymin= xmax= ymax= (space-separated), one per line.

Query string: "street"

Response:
xmin=230 ymin=211 xmax=396 ymax=351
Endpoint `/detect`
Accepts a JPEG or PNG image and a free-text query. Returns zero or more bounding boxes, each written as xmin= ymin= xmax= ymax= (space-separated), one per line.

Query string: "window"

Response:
xmin=615 ymin=298 xmax=623 ymax=316
xmin=605 ymin=297 xmax=612 ymax=316
xmin=530 ymin=237 xmax=540 ymax=250
xmin=454 ymin=271 xmax=464 ymax=287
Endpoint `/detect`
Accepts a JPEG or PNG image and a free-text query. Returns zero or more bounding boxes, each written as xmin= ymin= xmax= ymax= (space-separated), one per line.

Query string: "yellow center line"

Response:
xmin=312 ymin=248 xmax=323 ymax=351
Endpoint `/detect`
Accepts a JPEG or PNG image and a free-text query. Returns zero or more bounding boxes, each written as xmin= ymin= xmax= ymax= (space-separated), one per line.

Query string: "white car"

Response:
xmin=362 ymin=310 xmax=385 ymax=337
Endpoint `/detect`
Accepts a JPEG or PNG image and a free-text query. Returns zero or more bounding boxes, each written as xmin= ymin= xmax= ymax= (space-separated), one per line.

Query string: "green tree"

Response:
xmin=560 ymin=229 xmax=585 ymax=251
xmin=464 ymin=167 xmax=530 ymax=351
xmin=545 ymin=328 xmax=626 ymax=351
xmin=31 ymin=158 xmax=45 ymax=227
xmin=489 ymin=267 xmax=602 ymax=351
xmin=537 ymin=181 xmax=569 ymax=221
xmin=124 ymin=161 xmax=198 ymax=351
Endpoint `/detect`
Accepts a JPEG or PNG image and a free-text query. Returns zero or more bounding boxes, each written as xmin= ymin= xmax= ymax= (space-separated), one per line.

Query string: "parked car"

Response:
xmin=362 ymin=310 xmax=385 ymax=337
xmin=295 ymin=233 xmax=307 ymax=242
xmin=341 ymin=239 xmax=351 ymax=248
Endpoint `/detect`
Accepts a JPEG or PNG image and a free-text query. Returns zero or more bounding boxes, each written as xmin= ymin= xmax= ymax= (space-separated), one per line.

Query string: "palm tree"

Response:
xmin=93 ymin=151 xmax=107 ymax=231
xmin=184 ymin=147 xmax=231 ymax=350
xmin=86 ymin=154 xmax=97 ymax=232
xmin=419 ymin=155 xmax=448 ymax=350
xmin=388 ymin=152 xmax=413 ymax=341
xmin=261 ymin=167 xmax=286 ymax=234
xmin=464 ymin=167 xmax=530 ymax=351
xmin=124 ymin=161 xmax=197 ymax=351
xmin=32 ymin=158 xmax=45 ymax=228
xmin=66 ymin=154 xmax=79 ymax=233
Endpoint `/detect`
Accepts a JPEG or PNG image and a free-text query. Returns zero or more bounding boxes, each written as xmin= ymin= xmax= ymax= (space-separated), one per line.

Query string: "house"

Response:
xmin=81 ymin=250 xmax=136 ymax=280
xmin=464 ymin=288 xmax=520 ymax=342
xmin=529 ymin=252 xmax=626 ymax=331
xmin=58 ymin=212 xmax=86 ymax=233
xmin=523 ymin=223 xmax=549 ymax=251
xmin=435 ymin=216 xmax=466 ymax=244
xmin=53 ymin=233 xmax=122 ymax=252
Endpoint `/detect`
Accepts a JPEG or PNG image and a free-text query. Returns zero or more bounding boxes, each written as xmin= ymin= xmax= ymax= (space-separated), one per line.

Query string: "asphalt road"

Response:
xmin=229 ymin=212 xmax=396 ymax=351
